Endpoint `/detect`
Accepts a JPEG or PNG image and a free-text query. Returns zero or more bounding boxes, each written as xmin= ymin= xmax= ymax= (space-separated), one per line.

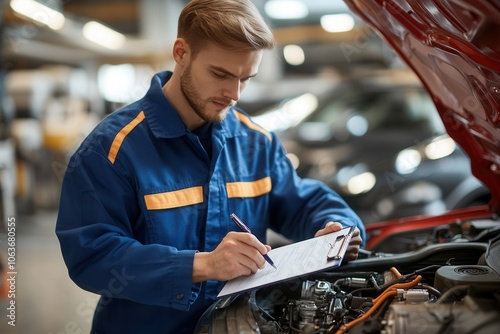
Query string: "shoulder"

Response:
xmin=78 ymin=102 xmax=147 ymax=162
xmin=231 ymin=107 xmax=273 ymax=142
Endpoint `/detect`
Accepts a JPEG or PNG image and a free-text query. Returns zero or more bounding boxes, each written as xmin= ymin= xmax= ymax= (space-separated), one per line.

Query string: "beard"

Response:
xmin=180 ymin=63 xmax=235 ymax=124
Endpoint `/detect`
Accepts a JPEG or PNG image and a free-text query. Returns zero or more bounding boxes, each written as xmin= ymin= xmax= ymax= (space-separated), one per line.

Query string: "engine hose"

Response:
xmin=435 ymin=284 xmax=469 ymax=304
xmin=335 ymin=267 xmax=422 ymax=334
xmin=390 ymin=267 xmax=402 ymax=278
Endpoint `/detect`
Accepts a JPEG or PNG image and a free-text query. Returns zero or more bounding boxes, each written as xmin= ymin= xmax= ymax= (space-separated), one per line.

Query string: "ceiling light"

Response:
xmin=283 ymin=44 xmax=305 ymax=66
xmin=265 ymin=0 xmax=309 ymax=20
xmin=83 ymin=21 xmax=126 ymax=50
xmin=10 ymin=0 xmax=65 ymax=30
xmin=320 ymin=13 xmax=355 ymax=33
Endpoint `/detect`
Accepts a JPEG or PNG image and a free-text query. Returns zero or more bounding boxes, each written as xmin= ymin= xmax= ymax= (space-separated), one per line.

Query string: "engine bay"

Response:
xmin=195 ymin=219 xmax=500 ymax=334
xmin=249 ymin=263 xmax=500 ymax=334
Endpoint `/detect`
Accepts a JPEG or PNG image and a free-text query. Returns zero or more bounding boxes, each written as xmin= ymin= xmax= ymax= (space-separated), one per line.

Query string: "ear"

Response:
xmin=172 ymin=38 xmax=191 ymax=66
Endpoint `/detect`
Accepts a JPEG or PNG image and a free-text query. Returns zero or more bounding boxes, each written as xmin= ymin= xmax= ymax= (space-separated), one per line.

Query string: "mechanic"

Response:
xmin=55 ymin=0 xmax=365 ymax=333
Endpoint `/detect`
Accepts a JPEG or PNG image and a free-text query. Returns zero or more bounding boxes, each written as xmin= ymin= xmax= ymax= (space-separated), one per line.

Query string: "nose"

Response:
xmin=223 ymin=78 xmax=241 ymax=102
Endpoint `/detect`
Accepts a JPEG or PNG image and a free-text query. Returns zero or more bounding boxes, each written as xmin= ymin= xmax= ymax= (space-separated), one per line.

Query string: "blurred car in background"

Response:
xmin=254 ymin=70 xmax=490 ymax=224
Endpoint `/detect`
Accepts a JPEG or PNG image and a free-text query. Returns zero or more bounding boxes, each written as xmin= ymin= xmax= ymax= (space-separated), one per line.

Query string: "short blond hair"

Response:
xmin=178 ymin=0 xmax=275 ymax=56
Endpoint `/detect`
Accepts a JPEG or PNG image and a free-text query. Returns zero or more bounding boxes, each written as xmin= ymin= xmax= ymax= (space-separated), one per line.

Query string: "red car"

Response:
xmin=195 ymin=1 xmax=500 ymax=333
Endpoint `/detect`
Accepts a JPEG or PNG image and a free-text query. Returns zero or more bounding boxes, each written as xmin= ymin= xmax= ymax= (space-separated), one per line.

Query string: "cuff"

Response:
xmin=169 ymin=250 xmax=201 ymax=311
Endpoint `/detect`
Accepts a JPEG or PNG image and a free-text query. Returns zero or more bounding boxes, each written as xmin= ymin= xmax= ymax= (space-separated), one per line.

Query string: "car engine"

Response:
xmin=195 ymin=229 xmax=500 ymax=334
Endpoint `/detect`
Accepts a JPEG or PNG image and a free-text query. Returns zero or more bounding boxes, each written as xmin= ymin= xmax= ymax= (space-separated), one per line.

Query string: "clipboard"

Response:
xmin=217 ymin=226 xmax=355 ymax=298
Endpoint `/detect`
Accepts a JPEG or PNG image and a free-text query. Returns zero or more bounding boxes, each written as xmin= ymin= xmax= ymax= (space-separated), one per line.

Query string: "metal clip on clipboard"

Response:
xmin=327 ymin=232 xmax=350 ymax=262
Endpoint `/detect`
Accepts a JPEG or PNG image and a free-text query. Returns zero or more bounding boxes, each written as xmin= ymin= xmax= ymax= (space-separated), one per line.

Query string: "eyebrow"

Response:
xmin=209 ymin=65 xmax=258 ymax=80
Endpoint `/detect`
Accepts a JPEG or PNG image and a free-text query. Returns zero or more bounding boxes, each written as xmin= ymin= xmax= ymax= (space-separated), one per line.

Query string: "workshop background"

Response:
xmin=0 ymin=0 xmax=488 ymax=333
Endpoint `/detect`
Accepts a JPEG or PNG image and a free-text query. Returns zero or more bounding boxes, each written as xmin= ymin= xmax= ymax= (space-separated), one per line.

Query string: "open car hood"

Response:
xmin=344 ymin=0 xmax=500 ymax=213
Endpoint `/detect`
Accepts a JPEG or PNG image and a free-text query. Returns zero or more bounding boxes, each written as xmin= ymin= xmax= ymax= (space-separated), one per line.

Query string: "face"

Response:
xmin=180 ymin=43 xmax=263 ymax=124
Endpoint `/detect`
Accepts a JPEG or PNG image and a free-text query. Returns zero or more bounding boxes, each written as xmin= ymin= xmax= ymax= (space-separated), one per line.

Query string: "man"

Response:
xmin=56 ymin=0 xmax=365 ymax=333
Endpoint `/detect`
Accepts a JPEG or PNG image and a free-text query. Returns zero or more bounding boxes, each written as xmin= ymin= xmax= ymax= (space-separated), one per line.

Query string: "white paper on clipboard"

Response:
xmin=217 ymin=226 xmax=354 ymax=298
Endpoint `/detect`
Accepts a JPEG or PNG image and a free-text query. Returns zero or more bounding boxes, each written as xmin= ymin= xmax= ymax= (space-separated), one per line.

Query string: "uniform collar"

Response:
xmin=141 ymin=71 xmax=188 ymax=139
xmin=142 ymin=71 xmax=248 ymax=140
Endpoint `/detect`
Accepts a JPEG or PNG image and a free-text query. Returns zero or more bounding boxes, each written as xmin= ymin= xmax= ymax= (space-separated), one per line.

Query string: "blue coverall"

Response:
xmin=56 ymin=71 xmax=365 ymax=333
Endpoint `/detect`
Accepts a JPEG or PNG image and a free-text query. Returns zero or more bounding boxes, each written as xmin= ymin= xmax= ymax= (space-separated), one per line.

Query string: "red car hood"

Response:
xmin=344 ymin=0 xmax=500 ymax=213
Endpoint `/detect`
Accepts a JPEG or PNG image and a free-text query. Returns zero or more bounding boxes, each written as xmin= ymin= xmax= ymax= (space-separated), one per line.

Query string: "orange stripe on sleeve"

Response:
xmin=108 ymin=111 xmax=146 ymax=164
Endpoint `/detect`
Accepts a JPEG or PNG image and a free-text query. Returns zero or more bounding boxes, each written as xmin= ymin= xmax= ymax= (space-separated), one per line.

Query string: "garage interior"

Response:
xmin=0 ymin=1 xmax=488 ymax=333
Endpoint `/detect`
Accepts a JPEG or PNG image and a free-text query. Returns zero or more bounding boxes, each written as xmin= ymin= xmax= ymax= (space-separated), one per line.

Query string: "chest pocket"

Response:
xmin=225 ymin=176 xmax=272 ymax=241
xmin=142 ymin=186 xmax=205 ymax=247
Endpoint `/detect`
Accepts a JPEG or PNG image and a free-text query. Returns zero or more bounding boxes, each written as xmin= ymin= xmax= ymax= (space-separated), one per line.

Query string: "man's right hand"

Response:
xmin=192 ymin=232 xmax=271 ymax=283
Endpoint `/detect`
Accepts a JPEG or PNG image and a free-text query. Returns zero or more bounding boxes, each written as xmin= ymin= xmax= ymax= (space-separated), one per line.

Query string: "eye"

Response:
xmin=213 ymin=71 xmax=227 ymax=79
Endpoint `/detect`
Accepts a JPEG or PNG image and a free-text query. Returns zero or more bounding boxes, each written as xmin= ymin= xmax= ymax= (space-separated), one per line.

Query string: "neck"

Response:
xmin=162 ymin=71 xmax=205 ymax=131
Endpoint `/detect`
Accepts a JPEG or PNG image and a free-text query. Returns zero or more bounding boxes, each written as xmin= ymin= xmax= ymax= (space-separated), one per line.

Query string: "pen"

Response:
xmin=229 ymin=213 xmax=277 ymax=269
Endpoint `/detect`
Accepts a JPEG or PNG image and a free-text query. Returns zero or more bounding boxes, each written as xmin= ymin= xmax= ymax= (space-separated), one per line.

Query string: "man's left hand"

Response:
xmin=314 ymin=222 xmax=362 ymax=262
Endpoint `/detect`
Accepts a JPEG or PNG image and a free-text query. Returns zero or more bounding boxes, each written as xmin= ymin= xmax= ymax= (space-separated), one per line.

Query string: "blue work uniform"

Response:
xmin=56 ymin=71 xmax=365 ymax=333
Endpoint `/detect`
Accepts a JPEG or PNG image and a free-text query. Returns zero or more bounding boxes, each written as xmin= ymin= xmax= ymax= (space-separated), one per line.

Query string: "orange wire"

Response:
xmin=335 ymin=268 xmax=421 ymax=334
xmin=335 ymin=290 xmax=397 ymax=334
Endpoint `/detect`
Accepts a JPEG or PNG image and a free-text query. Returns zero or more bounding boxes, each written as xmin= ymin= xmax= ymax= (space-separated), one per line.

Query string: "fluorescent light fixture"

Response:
xmin=425 ymin=136 xmax=456 ymax=160
xmin=321 ymin=13 xmax=355 ymax=33
xmin=265 ymin=0 xmax=309 ymax=20
xmin=283 ymin=44 xmax=305 ymax=66
xmin=10 ymin=0 xmax=65 ymax=30
xmin=83 ymin=21 xmax=126 ymax=50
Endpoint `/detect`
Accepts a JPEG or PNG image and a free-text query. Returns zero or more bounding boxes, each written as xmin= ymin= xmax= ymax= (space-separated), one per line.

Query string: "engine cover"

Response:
xmin=434 ymin=265 xmax=500 ymax=296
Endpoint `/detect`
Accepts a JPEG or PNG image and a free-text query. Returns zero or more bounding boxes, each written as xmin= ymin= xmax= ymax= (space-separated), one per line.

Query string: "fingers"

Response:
xmin=314 ymin=221 xmax=342 ymax=237
xmin=225 ymin=232 xmax=268 ymax=269
xmin=206 ymin=232 xmax=270 ymax=281
xmin=351 ymin=227 xmax=361 ymax=239
xmin=232 ymin=232 xmax=269 ymax=255
xmin=343 ymin=246 xmax=360 ymax=262
xmin=349 ymin=232 xmax=363 ymax=246
xmin=344 ymin=229 xmax=363 ymax=262
xmin=326 ymin=221 xmax=343 ymax=232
